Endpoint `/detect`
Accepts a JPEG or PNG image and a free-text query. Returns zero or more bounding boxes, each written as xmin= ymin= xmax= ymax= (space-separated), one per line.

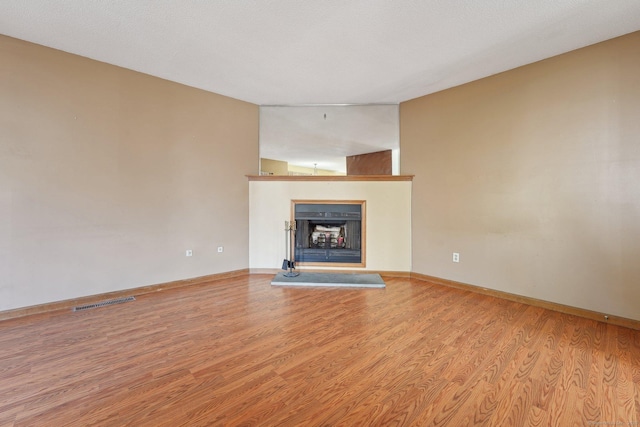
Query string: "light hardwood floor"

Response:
xmin=0 ymin=274 xmax=638 ymax=426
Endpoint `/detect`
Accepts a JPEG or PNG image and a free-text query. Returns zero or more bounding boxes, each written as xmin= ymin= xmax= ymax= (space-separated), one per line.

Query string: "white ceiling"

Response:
xmin=1 ymin=1 xmax=639 ymax=173
xmin=1 ymin=1 xmax=639 ymax=106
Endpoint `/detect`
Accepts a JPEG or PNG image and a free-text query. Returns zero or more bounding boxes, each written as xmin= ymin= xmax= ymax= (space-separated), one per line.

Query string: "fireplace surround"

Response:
xmin=293 ymin=200 xmax=365 ymax=267
xmin=248 ymin=175 xmax=412 ymax=272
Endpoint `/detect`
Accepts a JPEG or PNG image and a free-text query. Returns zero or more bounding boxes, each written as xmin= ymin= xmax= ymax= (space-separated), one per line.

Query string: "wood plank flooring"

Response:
xmin=0 ymin=274 xmax=638 ymax=426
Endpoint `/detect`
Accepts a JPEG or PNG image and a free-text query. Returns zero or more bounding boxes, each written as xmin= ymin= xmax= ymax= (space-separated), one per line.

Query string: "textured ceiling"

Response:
xmin=1 ymin=1 xmax=639 ymax=106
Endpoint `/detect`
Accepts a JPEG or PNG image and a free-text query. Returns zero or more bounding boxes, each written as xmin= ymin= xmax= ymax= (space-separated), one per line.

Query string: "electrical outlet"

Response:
xmin=217 ymin=246 xmax=224 ymax=253
xmin=453 ymin=252 xmax=459 ymax=263
xmin=186 ymin=250 xmax=193 ymax=257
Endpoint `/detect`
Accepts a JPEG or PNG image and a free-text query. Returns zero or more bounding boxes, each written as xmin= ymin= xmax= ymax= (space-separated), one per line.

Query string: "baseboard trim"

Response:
xmin=410 ymin=272 xmax=640 ymax=331
xmin=6 ymin=269 xmax=636 ymax=330
xmin=250 ymin=268 xmax=282 ymax=275
xmin=0 ymin=269 xmax=250 ymax=322
xmin=250 ymin=268 xmax=410 ymax=278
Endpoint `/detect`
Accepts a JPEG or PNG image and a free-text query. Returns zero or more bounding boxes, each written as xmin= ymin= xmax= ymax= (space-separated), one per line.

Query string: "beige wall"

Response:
xmin=287 ymin=164 xmax=343 ymax=176
xmin=401 ymin=32 xmax=640 ymax=320
xmin=249 ymin=181 xmax=411 ymax=272
xmin=259 ymin=158 xmax=343 ymax=176
xmin=260 ymin=158 xmax=289 ymax=176
xmin=0 ymin=36 xmax=259 ymax=311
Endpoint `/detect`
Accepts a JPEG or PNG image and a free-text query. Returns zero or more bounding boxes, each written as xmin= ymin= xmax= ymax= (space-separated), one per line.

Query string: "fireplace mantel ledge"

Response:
xmin=246 ymin=175 xmax=414 ymax=182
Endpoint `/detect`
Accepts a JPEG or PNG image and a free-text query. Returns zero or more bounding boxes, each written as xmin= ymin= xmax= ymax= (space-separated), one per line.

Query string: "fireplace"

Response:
xmin=293 ymin=200 xmax=365 ymax=266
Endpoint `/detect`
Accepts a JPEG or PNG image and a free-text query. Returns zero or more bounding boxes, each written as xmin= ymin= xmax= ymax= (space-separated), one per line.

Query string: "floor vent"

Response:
xmin=73 ymin=296 xmax=136 ymax=312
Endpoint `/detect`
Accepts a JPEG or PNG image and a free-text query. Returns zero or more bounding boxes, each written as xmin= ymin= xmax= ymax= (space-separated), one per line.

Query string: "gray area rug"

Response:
xmin=271 ymin=272 xmax=385 ymax=288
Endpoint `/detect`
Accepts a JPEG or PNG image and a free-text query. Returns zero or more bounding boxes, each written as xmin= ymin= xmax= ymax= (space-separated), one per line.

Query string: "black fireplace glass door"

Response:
xmin=294 ymin=203 xmax=362 ymax=264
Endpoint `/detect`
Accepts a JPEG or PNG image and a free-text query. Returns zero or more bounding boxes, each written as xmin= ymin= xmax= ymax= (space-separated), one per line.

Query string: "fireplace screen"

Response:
xmin=294 ymin=202 xmax=363 ymax=265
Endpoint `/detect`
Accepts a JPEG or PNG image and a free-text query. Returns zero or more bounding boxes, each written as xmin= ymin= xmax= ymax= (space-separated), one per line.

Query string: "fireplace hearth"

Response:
xmin=293 ymin=201 xmax=364 ymax=266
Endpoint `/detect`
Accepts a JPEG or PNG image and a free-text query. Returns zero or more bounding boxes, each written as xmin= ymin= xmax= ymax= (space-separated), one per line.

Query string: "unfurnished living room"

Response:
xmin=1 ymin=1 xmax=639 ymax=426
